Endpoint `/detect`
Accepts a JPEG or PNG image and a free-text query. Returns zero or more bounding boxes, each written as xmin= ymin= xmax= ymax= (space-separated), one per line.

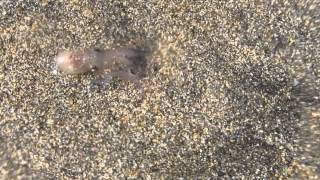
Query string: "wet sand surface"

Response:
xmin=0 ymin=1 xmax=319 ymax=179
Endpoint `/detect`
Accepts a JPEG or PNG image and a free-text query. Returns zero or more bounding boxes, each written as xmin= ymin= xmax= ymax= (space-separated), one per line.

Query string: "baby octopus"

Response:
xmin=55 ymin=48 xmax=148 ymax=87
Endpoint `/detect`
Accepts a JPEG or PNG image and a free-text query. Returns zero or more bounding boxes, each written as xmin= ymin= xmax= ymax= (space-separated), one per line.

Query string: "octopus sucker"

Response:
xmin=55 ymin=48 xmax=148 ymax=86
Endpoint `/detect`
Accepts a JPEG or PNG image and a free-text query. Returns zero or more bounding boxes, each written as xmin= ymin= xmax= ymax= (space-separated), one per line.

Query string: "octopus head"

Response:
xmin=55 ymin=50 xmax=90 ymax=74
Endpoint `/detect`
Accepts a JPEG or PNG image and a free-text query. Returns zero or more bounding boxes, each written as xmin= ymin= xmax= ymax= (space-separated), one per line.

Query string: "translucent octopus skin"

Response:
xmin=55 ymin=48 xmax=147 ymax=85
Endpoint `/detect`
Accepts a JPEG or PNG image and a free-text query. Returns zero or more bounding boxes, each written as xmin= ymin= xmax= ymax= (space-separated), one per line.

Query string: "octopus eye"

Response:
xmin=93 ymin=48 xmax=103 ymax=52
xmin=91 ymin=65 xmax=98 ymax=71
xmin=129 ymin=68 xmax=136 ymax=75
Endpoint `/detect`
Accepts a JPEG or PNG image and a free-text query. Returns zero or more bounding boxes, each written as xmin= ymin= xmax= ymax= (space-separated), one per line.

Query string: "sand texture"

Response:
xmin=0 ymin=0 xmax=319 ymax=179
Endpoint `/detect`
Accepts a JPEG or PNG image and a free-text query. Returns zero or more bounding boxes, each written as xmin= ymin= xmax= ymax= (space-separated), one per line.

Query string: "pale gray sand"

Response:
xmin=0 ymin=0 xmax=319 ymax=179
